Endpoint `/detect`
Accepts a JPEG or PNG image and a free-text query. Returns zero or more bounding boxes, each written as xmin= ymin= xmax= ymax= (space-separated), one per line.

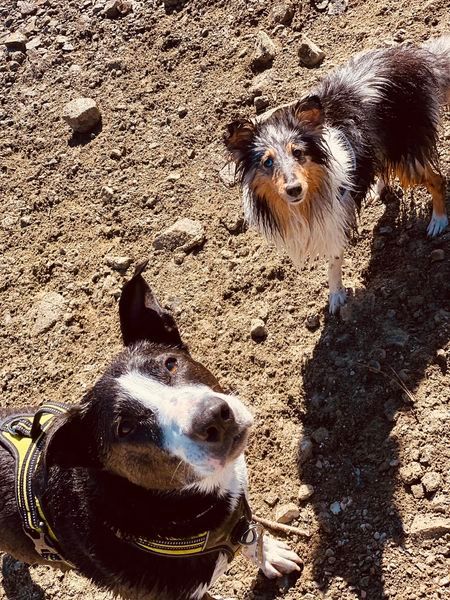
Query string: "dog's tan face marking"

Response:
xmin=105 ymin=442 xmax=198 ymax=491
xmin=253 ymin=141 xmax=325 ymax=211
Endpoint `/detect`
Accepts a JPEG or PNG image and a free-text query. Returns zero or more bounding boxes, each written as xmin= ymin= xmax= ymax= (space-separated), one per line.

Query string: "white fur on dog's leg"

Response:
xmin=369 ymin=177 xmax=386 ymax=202
xmin=427 ymin=211 xmax=448 ymax=237
xmin=242 ymin=535 xmax=302 ymax=579
xmin=328 ymin=254 xmax=347 ymax=315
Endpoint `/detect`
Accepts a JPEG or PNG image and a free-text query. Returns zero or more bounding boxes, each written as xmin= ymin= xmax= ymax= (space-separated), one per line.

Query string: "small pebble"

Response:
xmin=275 ymin=502 xmax=299 ymax=524
xmin=250 ymin=318 xmax=267 ymax=341
xmin=431 ymin=248 xmax=445 ymax=262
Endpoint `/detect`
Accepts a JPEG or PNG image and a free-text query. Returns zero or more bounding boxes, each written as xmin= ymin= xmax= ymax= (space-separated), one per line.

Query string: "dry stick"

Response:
xmin=365 ymin=363 xmax=419 ymax=422
xmin=253 ymin=515 xmax=311 ymax=538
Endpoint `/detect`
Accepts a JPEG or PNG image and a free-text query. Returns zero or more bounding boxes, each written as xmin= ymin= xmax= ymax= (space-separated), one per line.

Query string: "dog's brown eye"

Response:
xmin=165 ymin=357 xmax=178 ymax=372
xmin=292 ymin=148 xmax=303 ymax=159
xmin=117 ymin=419 xmax=135 ymax=438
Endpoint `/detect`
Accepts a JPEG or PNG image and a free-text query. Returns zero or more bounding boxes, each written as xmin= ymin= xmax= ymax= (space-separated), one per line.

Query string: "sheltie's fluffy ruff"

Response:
xmin=225 ymin=37 xmax=450 ymax=314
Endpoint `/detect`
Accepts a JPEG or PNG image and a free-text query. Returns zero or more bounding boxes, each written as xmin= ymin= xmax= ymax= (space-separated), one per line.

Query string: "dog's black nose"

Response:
xmin=285 ymin=184 xmax=302 ymax=198
xmin=189 ymin=398 xmax=236 ymax=444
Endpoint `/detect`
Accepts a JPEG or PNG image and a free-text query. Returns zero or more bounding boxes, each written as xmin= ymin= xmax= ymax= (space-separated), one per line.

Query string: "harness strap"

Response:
xmin=0 ymin=402 xmax=73 ymax=567
xmin=110 ymin=496 xmax=260 ymax=562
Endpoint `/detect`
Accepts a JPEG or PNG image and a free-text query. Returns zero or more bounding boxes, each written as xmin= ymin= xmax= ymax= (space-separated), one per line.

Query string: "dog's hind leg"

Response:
xmin=328 ymin=252 xmax=347 ymax=315
xmin=425 ymin=165 xmax=448 ymax=237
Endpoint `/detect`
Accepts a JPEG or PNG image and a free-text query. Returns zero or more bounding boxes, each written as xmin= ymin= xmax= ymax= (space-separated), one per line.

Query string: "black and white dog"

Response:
xmin=0 ymin=263 xmax=301 ymax=600
xmin=225 ymin=37 xmax=450 ymax=313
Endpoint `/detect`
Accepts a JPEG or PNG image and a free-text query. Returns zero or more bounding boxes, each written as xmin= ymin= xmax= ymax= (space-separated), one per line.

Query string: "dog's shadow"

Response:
xmin=1 ymin=555 xmax=45 ymax=600
xmin=296 ymin=187 xmax=449 ymax=598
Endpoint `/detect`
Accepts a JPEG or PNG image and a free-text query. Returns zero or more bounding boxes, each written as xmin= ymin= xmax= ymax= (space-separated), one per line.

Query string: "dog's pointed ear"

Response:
xmin=119 ymin=260 xmax=183 ymax=348
xmin=292 ymin=95 xmax=324 ymax=127
xmin=224 ymin=119 xmax=256 ymax=160
xmin=45 ymin=406 xmax=98 ymax=470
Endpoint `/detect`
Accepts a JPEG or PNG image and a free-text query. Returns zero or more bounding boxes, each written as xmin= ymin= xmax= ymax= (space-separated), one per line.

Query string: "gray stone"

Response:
xmin=400 ymin=462 xmax=423 ymax=485
xmin=328 ymin=0 xmax=348 ymax=15
xmin=298 ymin=36 xmax=325 ymax=68
xmin=62 ymin=98 xmax=101 ymax=133
xmin=431 ymin=248 xmax=445 ymax=262
xmin=383 ymin=326 xmax=409 ymax=349
xmin=298 ymin=484 xmax=314 ymax=501
xmin=249 ymin=71 xmax=275 ymax=99
xmin=3 ymin=32 xmax=28 ymax=52
xmin=104 ymin=0 xmax=133 ymax=18
xmin=251 ymin=31 xmax=278 ymax=71
xmin=254 ymin=95 xmax=270 ymax=113
xmin=312 ymin=427 xmax=329 ymax=444
xmin=421 ymin=472 xmax=442 ymax=494
xmin=153 ymin=218 xmax=205 ymax=253
xmin=411 ymin=484 xmax=425 ymax=499
xmin=105 ymin=255 xmax=132 ymax=272
xmin=298 ymin=437 xmax=313 ymax=463
xmin=250 ymin=318 xmax=267 ymax=340
xmin=29 ymin=292 xmax=66 ymax=336
xmin=305 ymin=314 xmax=320 ymax=330
xmin=218 ymin=163 xmax=236 ymax=188
xmin=409 ymin=514 xmax=450 ymax=537
xmin=270 ymin=3 xmax=295 ymax=25
xmin=18 ymin=1 xmax=37 ymax=16
xmin=329 ymin=501 xmax=341 ymax=515
xmin=275 ymin=502 xmax=299 ymax=524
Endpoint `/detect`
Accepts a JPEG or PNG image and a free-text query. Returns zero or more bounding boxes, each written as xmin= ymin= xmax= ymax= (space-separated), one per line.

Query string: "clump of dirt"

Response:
xmin=1 ymin=0 xmax=449 ymax=599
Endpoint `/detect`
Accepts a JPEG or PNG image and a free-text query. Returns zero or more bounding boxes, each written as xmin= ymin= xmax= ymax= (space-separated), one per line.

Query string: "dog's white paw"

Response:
xmin=329 ymin=288 xmax=347 ymax=315
xmin=368 ymin=178 xmax=386 ymax=203
xmin=427 ymin=213 xmax=448 ymax=238
xmin=242 ymin=535 xmax=302 ymax=579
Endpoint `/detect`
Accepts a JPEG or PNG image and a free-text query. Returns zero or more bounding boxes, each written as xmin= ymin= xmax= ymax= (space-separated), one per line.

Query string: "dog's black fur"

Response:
xmin=0 ymin=264 xmax=251 ymax=600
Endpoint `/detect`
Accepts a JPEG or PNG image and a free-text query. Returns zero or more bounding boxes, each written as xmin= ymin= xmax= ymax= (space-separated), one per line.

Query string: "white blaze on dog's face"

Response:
xmin=115 ymin=361 xmax=253 ymax=494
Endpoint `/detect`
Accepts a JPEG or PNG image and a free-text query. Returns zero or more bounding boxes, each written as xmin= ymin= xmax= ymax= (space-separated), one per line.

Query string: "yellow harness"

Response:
xmin=0 ymin=402 xmax=72 ymax=567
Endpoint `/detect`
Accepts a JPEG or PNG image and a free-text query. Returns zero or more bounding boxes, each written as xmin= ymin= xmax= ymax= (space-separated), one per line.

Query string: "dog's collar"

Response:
xmin=337 ymin=131 xmax=356 ymax=202
xmin=109 ymin=495 xmax=261 ymax=562
xmin=0 ymin=402 xmax=74 ymax=568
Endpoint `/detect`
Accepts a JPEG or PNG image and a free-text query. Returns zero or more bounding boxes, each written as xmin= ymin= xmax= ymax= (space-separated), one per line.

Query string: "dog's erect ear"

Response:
xmin=292 ymin=95 xmax=324 ymax=128
xmin=224 ymin=119 xmax=256 ymax=159
xmin=119 ymin=260 xmax=183 ymax=348
xmin=45 ymin=406 xmax=98 ymax=470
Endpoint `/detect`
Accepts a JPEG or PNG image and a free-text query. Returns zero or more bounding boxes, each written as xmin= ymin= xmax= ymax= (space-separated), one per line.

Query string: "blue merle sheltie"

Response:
xmin=224 ymin=37 xmax=450 ymax=314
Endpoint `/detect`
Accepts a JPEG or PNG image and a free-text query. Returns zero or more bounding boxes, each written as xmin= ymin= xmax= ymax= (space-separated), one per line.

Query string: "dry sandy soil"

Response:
xmin=1 ymin=0 xmax=449 ymax=599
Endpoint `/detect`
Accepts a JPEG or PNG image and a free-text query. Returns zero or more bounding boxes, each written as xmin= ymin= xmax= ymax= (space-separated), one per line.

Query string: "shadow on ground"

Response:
xmin=1 ymin=555 xmax=45 ymax=600
xmin=296 ymin=187 xmax=449 ymax=598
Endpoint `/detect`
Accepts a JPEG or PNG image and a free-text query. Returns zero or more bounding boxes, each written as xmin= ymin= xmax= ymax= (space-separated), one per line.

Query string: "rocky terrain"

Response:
xmin=0 ymin=0 xmax=449 ymax=599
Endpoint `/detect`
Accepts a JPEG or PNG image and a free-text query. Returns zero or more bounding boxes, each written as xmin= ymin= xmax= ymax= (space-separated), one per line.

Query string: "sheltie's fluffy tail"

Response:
xmin=423 ymin=35 xmax=450 ymax=104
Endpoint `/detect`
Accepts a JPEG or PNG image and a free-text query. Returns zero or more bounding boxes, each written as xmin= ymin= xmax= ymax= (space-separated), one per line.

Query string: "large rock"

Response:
xmin=29 ymin=292 xmax=66 ymax=336
xmin=3 ymin=32 xmax=28 ymax=52
xmin=62 ymin=98 xmax=101 ymax=133
xmin=251 ymin=31 xmax=278 ymax=71
xmin=298 ymin=36 xmax=325 ymax=68
xmin=104 ymin=0 xmax=133 ymax=18
xmin=153 ymin=218 xmax=205 ymax=253
xmin=275 ymin=503 xmax=300 ymax=524
xmin=409 ymin=514 xmax=450 ymax=537
xmin=271 ymin=3 xmax=295 ymax=25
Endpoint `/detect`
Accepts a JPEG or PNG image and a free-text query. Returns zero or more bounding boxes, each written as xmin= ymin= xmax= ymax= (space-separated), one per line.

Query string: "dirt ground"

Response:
xmin=1 ymin=0 xmax=449 ymax=599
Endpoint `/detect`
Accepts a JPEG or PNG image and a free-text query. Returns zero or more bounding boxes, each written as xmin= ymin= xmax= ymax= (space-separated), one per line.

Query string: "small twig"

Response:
xmin=363 ymin=362 xmax=419 ymax=422
xmin=253 ymin=515 xmax=310 ymax=538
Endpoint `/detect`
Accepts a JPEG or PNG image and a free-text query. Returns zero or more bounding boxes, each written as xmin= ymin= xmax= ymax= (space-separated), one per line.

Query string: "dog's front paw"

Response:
xmin=242 ymin=535 xmax=302 ymax=579
xmin=259 ymin=536 xmax=302 ymax=579
xmin=328 ymin=288 xmax=347 ymax=315
xmin=427 ymin=213 xmax=448 ymax=238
